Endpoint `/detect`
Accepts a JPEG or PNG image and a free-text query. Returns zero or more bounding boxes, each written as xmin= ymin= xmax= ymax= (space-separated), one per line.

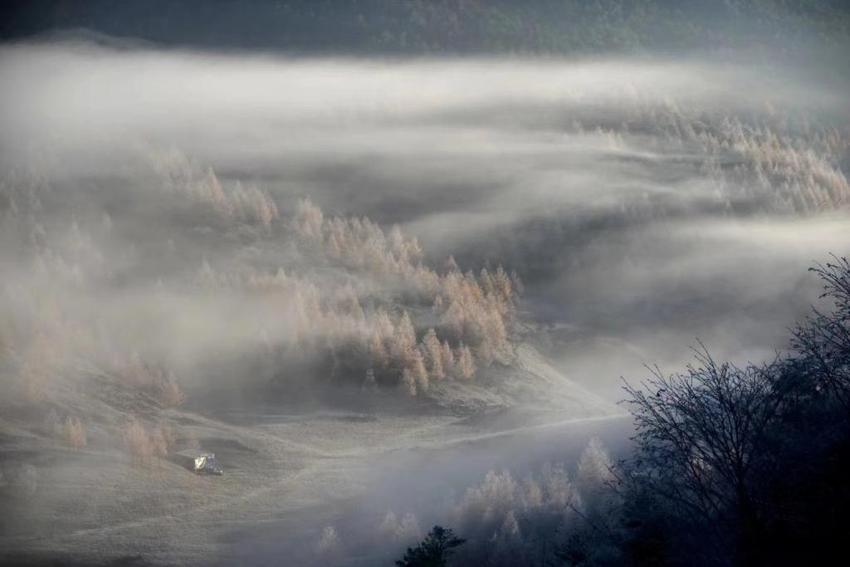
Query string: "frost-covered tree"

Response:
xmin=576 ymin=438 xmax=615 ymax=508
xmin=295 ymin=197 xmax=324 ymax=241
xmin=379 ymin=510 xmax=423 ymax=545
xmin=315 ymin=525 xmax=340 ymax=556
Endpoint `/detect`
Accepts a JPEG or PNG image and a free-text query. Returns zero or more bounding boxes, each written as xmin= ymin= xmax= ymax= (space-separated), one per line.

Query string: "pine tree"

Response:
xmin=395 ymin=525 xmax=466 ymax=567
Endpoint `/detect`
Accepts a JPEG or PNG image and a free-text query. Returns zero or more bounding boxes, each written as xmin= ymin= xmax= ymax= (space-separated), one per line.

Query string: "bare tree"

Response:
xmin=790 ymin=255 xmax=850 ymax=412
xmin=623 ymin=348 xmax=782 ymax=558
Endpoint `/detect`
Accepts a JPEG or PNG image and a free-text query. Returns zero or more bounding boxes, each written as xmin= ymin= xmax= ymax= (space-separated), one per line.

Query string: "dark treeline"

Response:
xmin=2 ymin=0 xmax=849 ymax=57
xmin=401 ymin=256 xmax=850 ymax=566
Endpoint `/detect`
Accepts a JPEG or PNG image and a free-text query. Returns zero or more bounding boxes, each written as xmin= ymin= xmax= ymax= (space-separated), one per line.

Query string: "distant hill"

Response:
xmin=2 ymin=0 xmax=849 ymax=57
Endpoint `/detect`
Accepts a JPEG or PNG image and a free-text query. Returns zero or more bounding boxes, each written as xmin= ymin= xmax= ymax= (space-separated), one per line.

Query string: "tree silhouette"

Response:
xmin=623 ymin=350 xmax=781 ymax=558
xmin=395 ymin=525 xmax=466 ymax=567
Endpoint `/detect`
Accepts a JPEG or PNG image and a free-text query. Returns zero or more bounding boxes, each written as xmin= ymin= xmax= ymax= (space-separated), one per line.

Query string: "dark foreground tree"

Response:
xmin=616 ymin=255 xmax=850 ymax=566
xmin=623 ymin=350 xmax=781 ymax=562
xmin=396 ymin=525 xmax=466 ymax=567
xmin=790 ymin=255 xmax=850 ymax=412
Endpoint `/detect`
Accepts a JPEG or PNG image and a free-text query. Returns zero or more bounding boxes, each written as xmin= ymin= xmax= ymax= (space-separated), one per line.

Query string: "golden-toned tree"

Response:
xmin=455 ymin=343 xmax=476 ymax=380
xmin=422 ymin=329 xmax=445 ymax=380
xmin=407 ymin=347 xmax=429 ymax=392
xmin=400 ymin=368 xmax=417 ymax=397
xmin=295 ymin=197 xmax=324 ymax=241
xmin=440 ymin=340 xmax=455 ymax=376
xmin=63 ymin=416 xmax=87 ymax=449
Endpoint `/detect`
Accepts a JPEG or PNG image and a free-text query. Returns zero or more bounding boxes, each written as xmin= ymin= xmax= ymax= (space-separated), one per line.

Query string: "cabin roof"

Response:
xmin=175 ymin=449 xmax=215 ymax=459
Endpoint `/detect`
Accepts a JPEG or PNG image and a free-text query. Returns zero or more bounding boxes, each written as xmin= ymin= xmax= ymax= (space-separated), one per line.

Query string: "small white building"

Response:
xmin=174 ymin=449 xmax=223 ymax=475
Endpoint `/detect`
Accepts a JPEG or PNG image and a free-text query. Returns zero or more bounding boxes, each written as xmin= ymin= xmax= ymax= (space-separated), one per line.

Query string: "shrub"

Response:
xmin=63 ymin=416 xmax=87 ymax=449
xmin=316 ymin=525 xmax=341 ymax=555
xmin=157 ymin=379 xmax=186 ymax=408
xmin=124 ymin=420 xmax=170 ymax=466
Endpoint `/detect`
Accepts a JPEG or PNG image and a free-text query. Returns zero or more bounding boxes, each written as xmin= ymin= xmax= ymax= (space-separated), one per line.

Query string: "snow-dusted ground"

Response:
xmin=218 ymin=411 xmax=632 ymax=567
xmin=0 ymin=334 xmax=624 ymax=566
xmin=0 ymin=398 xmax=626 ymax=566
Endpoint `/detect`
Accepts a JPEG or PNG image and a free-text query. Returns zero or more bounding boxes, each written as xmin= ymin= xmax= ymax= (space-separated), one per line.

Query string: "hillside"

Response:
xmin=3 ymin=1 xmax=849 ymax=59
xmin=1 ymin=30 xmax=848 ymax=564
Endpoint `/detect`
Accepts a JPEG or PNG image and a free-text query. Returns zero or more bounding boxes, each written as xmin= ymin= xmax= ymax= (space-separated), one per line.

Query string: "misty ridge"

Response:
xmin=0 ymin=17 xmax=848 ymax=567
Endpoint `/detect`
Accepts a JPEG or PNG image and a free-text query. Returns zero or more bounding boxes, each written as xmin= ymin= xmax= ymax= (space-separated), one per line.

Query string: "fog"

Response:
xmin=1 ymin=39 xmax=848 ymax=565
xmin=3 ymin=41 xmax=847 ymax=393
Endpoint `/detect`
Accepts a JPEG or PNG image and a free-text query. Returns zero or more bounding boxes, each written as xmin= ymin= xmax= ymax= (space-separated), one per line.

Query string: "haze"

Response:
xmin=1 ymin=5 xmax=849 ymax=566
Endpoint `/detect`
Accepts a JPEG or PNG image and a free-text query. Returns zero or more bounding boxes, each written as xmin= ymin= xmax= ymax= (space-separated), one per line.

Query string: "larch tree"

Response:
xmin=440 ymin=340 xmax=455 ymax=376
xmin=408 ymin=348 xmax=429 ymax=392
xmin=369 ymin=331 xmax=389 ymax=368
xmin=295 ymin=197 xmax=324 ymax=241
xmin=393 ymin=311 xmax=417 ymax=360
xmin=455 ymin=344 xmax=476 ymax=380
xmin=401 ymin=368 xmax=417 ymax=397
xmin=422 ymin=328 xmax=445 ymax=380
